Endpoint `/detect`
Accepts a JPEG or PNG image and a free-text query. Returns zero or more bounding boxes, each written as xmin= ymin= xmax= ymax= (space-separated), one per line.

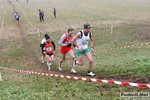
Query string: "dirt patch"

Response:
xmin=138 ymin=32 xmax=150 ymax=41
xmin=10 ymin=3 xmax=44 ymax=72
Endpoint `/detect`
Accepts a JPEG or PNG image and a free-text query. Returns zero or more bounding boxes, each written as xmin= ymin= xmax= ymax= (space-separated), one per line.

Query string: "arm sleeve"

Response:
xmin=58 ymin=34 xmax=68 ymax=46
xmin=52 ymin=41 xmax=56 ymax=51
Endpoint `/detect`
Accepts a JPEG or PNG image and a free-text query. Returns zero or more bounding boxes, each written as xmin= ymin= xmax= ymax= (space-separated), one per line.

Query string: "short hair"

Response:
xmin=44 ymin=34 xmax=48 ymax=38
xmin=84 ymin=23 xmax=91 ymax=29
xmin=46 ymin=36 xmax=50 ymax=40
xmin=68 ymin=28 xmax=74 ymax=32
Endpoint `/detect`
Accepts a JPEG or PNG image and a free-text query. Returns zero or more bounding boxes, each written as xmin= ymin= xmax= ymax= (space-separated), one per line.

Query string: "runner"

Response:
xmin=58 ymin=28 xmax=76 ymax=73
xmin=40 ymin=34 xmax=48 ymax=63
xmin=41 ymin=36 xmax=55 ymax=70
xmin=13 ymin=12 xmax=20 ymax=25
xmin=13 ymin=11 xmax=17 ymax=17
xmin=71 ymin=23 xmax=95 ymax=76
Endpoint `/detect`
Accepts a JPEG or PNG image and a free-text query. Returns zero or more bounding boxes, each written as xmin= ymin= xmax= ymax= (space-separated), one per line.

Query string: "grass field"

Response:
xmin=0 ymin=0 xmax=150 ymax=100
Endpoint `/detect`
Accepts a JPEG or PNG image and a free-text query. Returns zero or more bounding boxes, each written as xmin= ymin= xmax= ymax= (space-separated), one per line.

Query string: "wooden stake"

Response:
xmin=0 ymin=72 xmax=2 ymax=81
xmin=111 ymin=24 xmax=113 ymax=34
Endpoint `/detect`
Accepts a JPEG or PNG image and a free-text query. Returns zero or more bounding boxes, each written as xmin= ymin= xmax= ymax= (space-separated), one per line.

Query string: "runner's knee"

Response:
xmin=78 ymin=62 xmax=84 ymax=66
xmin=71 ymin=56 xmax=75 ymax=60
xmin=61 ymin=58 xmax=65 ymax=62
xmin=89 ymin=59 xmax=93 ymax=63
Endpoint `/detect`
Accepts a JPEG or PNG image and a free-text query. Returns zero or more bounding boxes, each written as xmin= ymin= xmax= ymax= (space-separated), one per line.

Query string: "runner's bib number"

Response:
xmin=82 ymin=40 xmax=88 ymax=45
xmin=47 ymin=47 xmax=52 ymax=51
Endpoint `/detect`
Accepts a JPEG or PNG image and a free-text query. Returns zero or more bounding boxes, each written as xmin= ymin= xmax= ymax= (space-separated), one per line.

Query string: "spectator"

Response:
xmin=41 ymin=10 xmax=44 ymax=21
xmin=53 ymin=7 xmax=56 ymax=18
xmin=39 ymin=9 xmax=43 ymax=22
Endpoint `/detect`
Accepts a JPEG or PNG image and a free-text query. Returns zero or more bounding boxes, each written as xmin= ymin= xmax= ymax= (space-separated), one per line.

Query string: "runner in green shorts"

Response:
xmin=75 ymin=48 xmax=90 ymax=56
xmin=71 ymin=23 xmax=95 ymax=76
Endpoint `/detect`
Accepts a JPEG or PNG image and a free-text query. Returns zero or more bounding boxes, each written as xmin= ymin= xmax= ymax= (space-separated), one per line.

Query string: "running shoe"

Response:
xmin=71 ymin=69 xmax=77 ymax=74
xmin=73 ymin=59 xmax=77 ymax=68
xmin=58 ymin=63 xmax=62 ymax=71
xmin=42 ymin=60 xmax=44 ymax=63
xmin=87 ymin=72 xmax=95 ymax=76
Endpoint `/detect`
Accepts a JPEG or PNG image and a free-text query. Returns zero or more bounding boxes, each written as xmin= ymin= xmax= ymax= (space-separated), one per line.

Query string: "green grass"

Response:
xmin=0 ymin=0 xmax=150 ymax=100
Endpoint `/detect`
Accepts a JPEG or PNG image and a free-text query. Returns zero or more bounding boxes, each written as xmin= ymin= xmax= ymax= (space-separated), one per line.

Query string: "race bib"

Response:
xmin=47 ymin=47 xmax=52 ymax=51
xmin=82 ymin=41 xmax=88 ymax=45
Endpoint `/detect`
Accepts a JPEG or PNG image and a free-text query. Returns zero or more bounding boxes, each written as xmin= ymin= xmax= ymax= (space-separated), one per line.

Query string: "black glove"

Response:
xmin=73 ymin=44 xmax=76 ymax=47
xmin=40 ymin=44 xmax=43 ymax=47
xmin=67 ymin=43 xmax=72 ymax=47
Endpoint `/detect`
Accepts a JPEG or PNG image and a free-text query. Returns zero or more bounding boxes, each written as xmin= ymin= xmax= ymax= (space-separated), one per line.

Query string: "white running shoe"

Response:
xmin=73 ymin=59 xmax=77 ymax=68
xmin=87 ymin=72 xmax=95 ymax=76
xmin=71 ymin=69 xmax=77 ymax=74
xmin=42 ymin=60 xmax=44 ymax=63
xmin=58 ymin=63 xmax=62 ymax=71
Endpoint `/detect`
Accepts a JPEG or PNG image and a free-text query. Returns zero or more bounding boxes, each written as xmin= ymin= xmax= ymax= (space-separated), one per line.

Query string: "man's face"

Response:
xmin=68 ymin=30 xmax=74 ymax=37
xmin=84 ymin=27 xmax=90 ymax=33
xmin=46 ymin=39 xmax=50 ymax=43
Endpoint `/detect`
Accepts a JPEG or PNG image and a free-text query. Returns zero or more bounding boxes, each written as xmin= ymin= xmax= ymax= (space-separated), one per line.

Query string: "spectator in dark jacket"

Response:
xmin=39 ymin=9 xmax=43 ymax=22
xmin=53 ymin=7 xmax=56 ymax=18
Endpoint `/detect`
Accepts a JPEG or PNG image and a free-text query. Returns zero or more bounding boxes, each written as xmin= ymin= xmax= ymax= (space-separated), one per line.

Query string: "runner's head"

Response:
xmin=84 ymin=23 xmax=91 ymax=33
xmin=46 ymin=36 xmax=50 ymax=43
xmin=68 ymin=28 xmax=74 ymax=37
xmin=44 ymin=34 xmax=48 ymax=38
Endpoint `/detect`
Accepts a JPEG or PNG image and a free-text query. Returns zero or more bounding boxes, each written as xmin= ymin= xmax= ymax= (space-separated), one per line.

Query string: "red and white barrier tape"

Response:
xmin=94 ymin=42 xmax=150 ymax=52
xmin=16 ymin=69 xmax=150 ymax=88
xmin=0 ymin=66 xmax=150 ymax=88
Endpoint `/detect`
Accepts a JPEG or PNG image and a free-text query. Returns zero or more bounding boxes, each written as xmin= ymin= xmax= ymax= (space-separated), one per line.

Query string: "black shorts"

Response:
xmin=16 ymin=18 xmax=19 ymax=21
xmin=46 ymin=53 xmax=53 ymax=56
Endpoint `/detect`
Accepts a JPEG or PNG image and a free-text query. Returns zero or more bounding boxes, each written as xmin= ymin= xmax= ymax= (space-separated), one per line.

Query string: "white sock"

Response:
xmin=47 ymin=62 xmax=51 ymax=70
xmin=41 ymin=56 xmax=44 ymax=60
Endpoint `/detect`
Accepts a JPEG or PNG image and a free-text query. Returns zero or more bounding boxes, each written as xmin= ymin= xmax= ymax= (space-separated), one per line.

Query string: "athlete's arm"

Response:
xmin=90 ymin=33 xmax=94 ymax=47
xmin=58 ymin=34 xmax=68 ymax=46
xmin=90 ymin=33 xmax=94 ymax=51
xmin=71 ymin=32 xmax=81 ymax=48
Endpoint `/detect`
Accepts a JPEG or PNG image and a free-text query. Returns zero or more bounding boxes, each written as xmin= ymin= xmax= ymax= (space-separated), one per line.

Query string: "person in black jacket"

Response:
xmin=39 ymin=9 xmax=43 ymax=22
